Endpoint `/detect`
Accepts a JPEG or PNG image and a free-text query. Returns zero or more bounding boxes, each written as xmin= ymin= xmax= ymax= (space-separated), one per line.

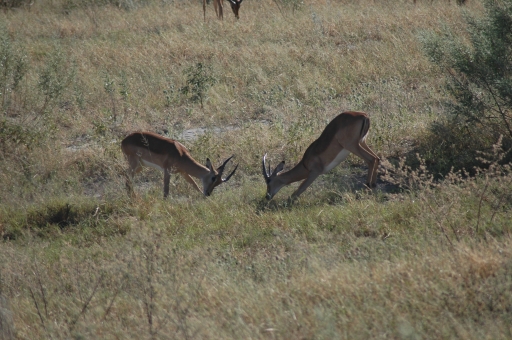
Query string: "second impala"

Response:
xmin=121 ymin=131 xmax=237 ymax=198
xmin=262 ymin=111 xmax=380 ymax=200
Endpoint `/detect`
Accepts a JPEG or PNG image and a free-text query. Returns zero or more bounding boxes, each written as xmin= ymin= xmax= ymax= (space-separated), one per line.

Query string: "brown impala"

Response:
xmin=121 ymin=131 xmax=237 ymax=198
xmin=262 ymin=111 xmax=380 ymax=200
xmin=204 ymin=0 xmax=243 ymax=20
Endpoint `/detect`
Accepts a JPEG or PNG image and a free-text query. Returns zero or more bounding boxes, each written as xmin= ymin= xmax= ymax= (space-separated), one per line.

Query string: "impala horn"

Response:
xmin=223 ymin=164 xmax=238 ymax=182
xmin=262 ymin=154 xmax=270 ymax=183
xmin=219 ymin=155 xmax=238 ymax=182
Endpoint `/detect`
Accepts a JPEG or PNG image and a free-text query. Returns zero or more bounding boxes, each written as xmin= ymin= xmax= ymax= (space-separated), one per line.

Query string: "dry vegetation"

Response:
xmin=1 ymin=0 xmax=511 ymax=339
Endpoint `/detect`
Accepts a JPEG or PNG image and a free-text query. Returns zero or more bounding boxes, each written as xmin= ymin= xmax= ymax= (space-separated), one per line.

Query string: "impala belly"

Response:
xmin=141 ymin=159 xmax=164 ymax=172
xmin=323 ymin=149 xmax=350 ymax=173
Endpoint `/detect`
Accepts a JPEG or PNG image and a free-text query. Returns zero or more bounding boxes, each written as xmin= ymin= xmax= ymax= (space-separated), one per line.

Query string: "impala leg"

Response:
xmin=291 ymin=171 xmax=322 ymax=200
xmin=359 ymin=140 xmax=380 ymax=187
xmin=214 ymin=0 xmax=223 ymax=19
xmin=180 ymin=172 xmax=203 ymax=194
xmin=126 ymin=156 xmax=142 ymax=198
xmin=163 ymin=168 xmax=171 ymax=198
xmin=203 ymin=0 xmax=206 ymax=20
xmin=345 ymin=143 xmax=380 ymax=188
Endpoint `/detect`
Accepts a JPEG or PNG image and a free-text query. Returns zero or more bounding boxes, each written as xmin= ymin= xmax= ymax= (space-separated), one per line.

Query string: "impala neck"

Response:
xmin=277 ymin=161 xmax=309 ymax=185
xmin=183 ymin=157 xmax=211 ymax=179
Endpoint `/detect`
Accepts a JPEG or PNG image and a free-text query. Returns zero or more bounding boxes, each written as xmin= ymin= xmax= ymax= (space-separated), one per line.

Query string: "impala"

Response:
xmin=203 ymin=0 xmax=243 ymax=20
xmin=262 ymin=111 xmax=380 ymax=200
xmin=121 ymin=131 xmax=237 ymax=198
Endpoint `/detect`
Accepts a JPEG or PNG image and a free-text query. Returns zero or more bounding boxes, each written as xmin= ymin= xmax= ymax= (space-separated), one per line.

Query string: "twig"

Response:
xmin=69 ymin=273 xmax=103 ymax=332
xmin=475 ymin=178 xmax=490 ymax=234
xmin=101 ymin=278 xmax=123 ymax=322
xmin=28 ymin=286 xmax=46 ymax=330
xmin=272 ymin=0 xmax=286 ymax=19
xmin=33 ymin=266 xmax=48 ymax=319
xmin=424 ymin=198 xmax=454 ymax=247
xmin=142 ymin=247 xmax=156 ymax=339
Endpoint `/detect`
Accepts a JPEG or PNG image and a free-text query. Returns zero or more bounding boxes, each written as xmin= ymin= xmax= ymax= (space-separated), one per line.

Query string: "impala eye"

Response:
xmin=211 ymin=176 xmax=217 ymax=182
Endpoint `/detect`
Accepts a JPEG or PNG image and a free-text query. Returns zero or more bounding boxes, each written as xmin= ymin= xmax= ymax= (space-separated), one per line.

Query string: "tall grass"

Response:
xmin=1 ymin=0 xmax=511 ymax=339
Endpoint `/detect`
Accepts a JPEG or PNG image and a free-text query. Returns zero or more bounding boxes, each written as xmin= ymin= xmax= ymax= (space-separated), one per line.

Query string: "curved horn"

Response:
xmin=223 ymin=163 xmax=238 ymax=182
xmin=217 ymin=155 xmax=234 ymax=173
xmin=262 ymin=154 xmax=270 ymax=182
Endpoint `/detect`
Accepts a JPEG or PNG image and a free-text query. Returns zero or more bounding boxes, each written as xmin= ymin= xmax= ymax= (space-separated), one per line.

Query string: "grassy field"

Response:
xmin=1 ymin=0 xmax=512 ymax=338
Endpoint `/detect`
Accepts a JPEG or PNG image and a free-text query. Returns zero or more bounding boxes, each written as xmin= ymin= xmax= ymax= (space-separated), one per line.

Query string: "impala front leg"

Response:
xmin=125 ymin=173 xmax=135 ymax=198
xmin=181 ymin=173 xmax=203 ymax=194
xmin=290 ymin=171 xmax=321 ymax=201
xmin=163 ymin=168 xmax=171 ymax=198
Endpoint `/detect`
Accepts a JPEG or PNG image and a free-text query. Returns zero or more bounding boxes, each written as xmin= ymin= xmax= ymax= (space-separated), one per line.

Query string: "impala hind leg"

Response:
xmin=345 ymin=143 xmax=380 ymax=188
xmin=125 ymin=156 xmax=143 ymax=198
xmin=359 ymin=140 xmax=380 ymax=187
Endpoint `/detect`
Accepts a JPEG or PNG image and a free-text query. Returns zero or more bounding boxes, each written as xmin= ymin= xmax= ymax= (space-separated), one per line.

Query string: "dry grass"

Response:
xmin=1 ymin=0 xmax=512 ymax=339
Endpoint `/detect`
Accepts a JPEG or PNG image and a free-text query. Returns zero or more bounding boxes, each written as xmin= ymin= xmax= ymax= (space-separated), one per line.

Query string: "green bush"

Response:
xmin=37 ymin=49 xmax=76 ymax=113
xmin=0 ymin=26 xmax=27 ymax=116
xmin=0 ymin=0 xmax=32 ymax=8
xmin=180 ymin=62 xmax=217 ymax=109
xmin=419 ymin=0 xmax=512 ymax=173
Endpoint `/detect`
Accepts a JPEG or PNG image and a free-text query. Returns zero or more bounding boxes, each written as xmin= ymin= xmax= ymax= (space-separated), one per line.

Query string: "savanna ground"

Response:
xmin=1 ymin=0 xmax=512 ymax=338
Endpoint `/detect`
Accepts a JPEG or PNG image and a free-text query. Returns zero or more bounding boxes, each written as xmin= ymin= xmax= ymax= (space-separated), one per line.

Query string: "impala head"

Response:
xmin=262 ymin=154 xmax=286 ymax=200
xmin=203 ymin=155 xmax=238 ymax=196
xmin=227 ymin=0 xmax=243 ymax=19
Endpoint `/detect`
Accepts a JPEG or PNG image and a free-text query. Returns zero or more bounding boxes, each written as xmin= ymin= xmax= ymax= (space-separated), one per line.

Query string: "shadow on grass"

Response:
xmin=1 ymin=199 xmax=129 ymax=241
xmin=392 ymin=119 xmax=512 ymax=180
xmin=251 ymin=164 xmax=401 ymax=214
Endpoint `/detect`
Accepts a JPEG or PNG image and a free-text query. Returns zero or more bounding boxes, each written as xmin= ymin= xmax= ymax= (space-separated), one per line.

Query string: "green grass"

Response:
xmin=1 ymin=0 xmax=512 ymax=339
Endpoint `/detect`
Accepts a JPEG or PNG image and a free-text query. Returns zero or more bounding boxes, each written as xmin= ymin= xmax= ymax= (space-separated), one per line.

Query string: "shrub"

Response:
xmin=0 ymin=0 xmax=32 ymax=9
xmin=0 ymin=26 xmax=27 ymax=116
xmin=180 ymin=62 xmax=217 ymax=109
xmin=37 ymin=49 xmax=76 ymax=114
xmin=419 ymin=0 xmax=512 ymax=172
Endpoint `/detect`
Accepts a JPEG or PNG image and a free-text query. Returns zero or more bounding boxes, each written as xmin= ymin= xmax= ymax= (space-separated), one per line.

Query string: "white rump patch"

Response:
xmin=141 ymin=159 xmax=164 ymax=172
xmin=324 ymin=149 xmax=350 ymax=173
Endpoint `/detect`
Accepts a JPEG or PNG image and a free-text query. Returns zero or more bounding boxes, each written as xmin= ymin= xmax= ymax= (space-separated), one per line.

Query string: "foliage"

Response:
xmin=0 ymin=0 xmax=32 ymax=8
xmin=420 ymin=0 xmax=512 ymax=171
xmin=383 ymin=137 xmax=512 ymax=241
xmin=61 ymin=0 xmax=152 ymax=11
xmin=0 ymin=26 xmax=27 ymax=116
xmin=0 ymin=120 xmax=42 ymax=153
xmin=180 ymin=62 xmax=217 ymax=109
xmin=273 ymin=0 xmax=304 ymax=16
xmin=37 ymin=49 xmax=76 ymax=113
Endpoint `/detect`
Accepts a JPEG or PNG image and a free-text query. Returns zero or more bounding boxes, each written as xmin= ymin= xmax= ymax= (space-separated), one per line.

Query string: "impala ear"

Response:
xmin=271 ymin=161 xmax=285 ymax=177
xmin=206 ymin=158 xmax=213 ymax=171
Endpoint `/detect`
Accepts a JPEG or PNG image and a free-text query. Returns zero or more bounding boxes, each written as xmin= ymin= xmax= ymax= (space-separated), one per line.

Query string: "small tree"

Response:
xmin=418 ymin=0 xmax=512 ymax=173
xmin=0 ymin=27 xmax=27 ymax=115
xmin=421 ymin=0 xmax=512 ymax=140
xmin=180 ymin=62 xmax=216 ymax=109
xmin=38 ymin=49 xmax=75 ymax=113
